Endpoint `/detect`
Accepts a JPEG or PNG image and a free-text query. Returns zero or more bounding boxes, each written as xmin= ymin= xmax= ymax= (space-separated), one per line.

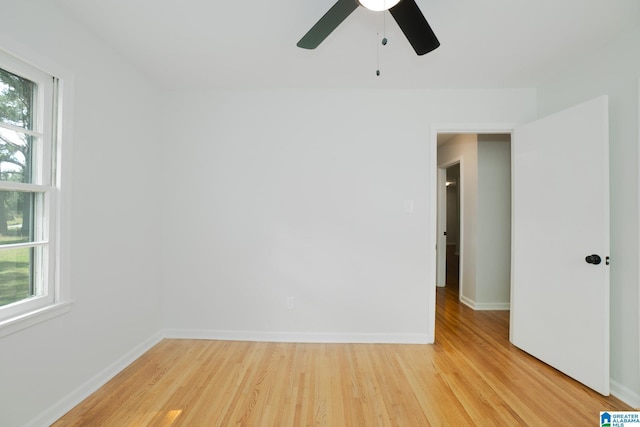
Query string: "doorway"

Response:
xmin=429 ymin=98 xmax=611 ymax=395
xmin=435 ymin=133 xmax=512 ymax=311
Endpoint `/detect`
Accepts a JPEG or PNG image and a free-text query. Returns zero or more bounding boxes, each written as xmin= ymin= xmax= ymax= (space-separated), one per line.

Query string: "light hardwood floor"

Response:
xmin=54 ymin=253 xmax=632 ymax=426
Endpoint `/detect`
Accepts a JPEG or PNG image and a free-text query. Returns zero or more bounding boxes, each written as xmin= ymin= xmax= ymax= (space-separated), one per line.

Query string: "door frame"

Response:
xmin=428 ymin=123 xmax=517 ymax=342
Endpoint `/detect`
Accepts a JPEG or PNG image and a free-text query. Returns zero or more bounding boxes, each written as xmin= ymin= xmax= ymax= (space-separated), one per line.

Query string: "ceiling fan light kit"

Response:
xmin=358 ymin=0 xmax=401 ymax=12
xmin=297 ymin=0 xmax=440 ymax=56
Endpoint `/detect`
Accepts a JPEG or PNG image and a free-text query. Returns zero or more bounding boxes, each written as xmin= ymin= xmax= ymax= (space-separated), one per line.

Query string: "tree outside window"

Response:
xmin=0 ymin=66 xmax=46 ymax=308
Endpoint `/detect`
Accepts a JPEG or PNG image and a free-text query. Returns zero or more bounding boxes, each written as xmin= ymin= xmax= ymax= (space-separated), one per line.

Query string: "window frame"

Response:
xmin=0 ymin=45 xmax=72 ymax=337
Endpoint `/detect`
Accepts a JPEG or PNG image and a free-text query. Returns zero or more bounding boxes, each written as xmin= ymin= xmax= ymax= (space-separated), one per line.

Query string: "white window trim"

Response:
xmin=0 ymin=302 xmax=72 ymax=338
xmin=0 ymin=37 xmax=74 ymax=338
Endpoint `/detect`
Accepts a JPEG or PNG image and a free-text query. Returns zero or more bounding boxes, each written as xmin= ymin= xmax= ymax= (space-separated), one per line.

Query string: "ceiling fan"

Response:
xmin=297 ymin=0 xmax=440 ymax=56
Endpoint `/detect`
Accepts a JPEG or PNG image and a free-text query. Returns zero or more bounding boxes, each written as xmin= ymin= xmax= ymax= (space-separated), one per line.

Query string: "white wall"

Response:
xmin=476 ymin=135 xmax=511 ymax=308
xmin=0 ymin=1 xmax=163 ymax=426
xmin=438 ymin=134 xmax=478 ymax=304
xmin=160 ymin=90 xmax=536 ymax=341
xmin=537 ymin=24 xmax=640 ymax=405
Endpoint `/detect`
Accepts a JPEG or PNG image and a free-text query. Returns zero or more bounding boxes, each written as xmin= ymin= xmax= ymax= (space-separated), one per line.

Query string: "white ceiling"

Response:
xmin=54 ymin=0 xmax=640 ymax=90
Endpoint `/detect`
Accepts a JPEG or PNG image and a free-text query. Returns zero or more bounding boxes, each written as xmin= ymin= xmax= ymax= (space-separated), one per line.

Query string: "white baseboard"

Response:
xmin=164 ymin=329 xmax=431 ymax=344
xmin=459 ymin=295 xmax=476 ymax=309
xmin=460 ymin=295 xmax=510 ymax=311
xmin=26 ymin=332 xmax=164 ymax=427
xmin=611 ymin=379 xmax=640 ymax=409
xmin=474 ymin=302 xmax=510 ymax=311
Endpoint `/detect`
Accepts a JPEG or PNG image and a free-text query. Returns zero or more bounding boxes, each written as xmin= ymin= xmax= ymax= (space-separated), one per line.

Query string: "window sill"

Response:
xmin=0 ymin=301 xmax=73 ymax=338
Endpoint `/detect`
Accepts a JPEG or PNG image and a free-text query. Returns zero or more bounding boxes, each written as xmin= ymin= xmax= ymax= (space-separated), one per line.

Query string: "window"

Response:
xmin=0 ymin=49 xmax=66 ymax=333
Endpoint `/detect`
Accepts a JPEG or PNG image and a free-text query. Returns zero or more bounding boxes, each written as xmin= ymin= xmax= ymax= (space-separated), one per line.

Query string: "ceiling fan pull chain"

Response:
xmin=383 ymin=5 xmax=388 ymax=44
xmin=376 ymin=31 xmax=381 ymax=76
xmin=380 ymin=8 xmax=388 ymax=51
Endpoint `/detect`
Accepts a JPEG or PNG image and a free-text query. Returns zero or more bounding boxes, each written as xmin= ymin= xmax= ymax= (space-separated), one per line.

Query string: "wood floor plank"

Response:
xmin=53 ymin=262 xmax=633 ymax=426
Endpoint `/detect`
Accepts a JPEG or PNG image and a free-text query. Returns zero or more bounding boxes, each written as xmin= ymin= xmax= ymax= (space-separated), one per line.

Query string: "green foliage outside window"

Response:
xmin=0 ymin=67 xmax=35 ymax=306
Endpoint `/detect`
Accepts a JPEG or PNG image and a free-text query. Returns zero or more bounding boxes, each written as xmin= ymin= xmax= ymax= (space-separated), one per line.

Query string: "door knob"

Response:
xmin=585 ymin=254 xmax=602 ymax=265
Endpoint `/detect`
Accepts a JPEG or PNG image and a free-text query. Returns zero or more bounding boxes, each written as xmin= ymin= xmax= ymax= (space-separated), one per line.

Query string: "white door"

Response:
xmin=510 ymin=96 xmax=610 ymax=395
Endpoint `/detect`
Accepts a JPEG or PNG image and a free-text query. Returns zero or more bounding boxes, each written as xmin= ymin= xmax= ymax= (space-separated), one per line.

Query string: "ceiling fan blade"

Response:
xmin=389 ymin=0 xmax=440 ymax=55
xmin=297 ymin=0 xmax=359 ymax=49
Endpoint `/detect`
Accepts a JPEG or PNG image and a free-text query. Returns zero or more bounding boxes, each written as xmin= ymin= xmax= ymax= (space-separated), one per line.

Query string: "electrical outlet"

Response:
xmin=287 ymin=296 xmax=295 ymax=310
